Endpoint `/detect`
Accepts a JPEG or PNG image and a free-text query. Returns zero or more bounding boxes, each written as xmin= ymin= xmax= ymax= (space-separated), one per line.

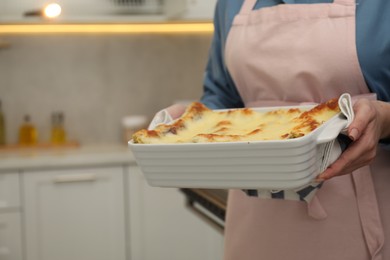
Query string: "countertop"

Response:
xmin=0 ymin=144 xmax=136 ymax=172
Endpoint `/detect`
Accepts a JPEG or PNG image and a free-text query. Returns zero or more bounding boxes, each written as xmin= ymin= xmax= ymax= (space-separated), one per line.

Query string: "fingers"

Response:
xmin=165 ymin=104 xmax=187 ymax=119
xmin=316 ymin=136 xmax=375 ymax=181
xmin=317 ymin=99 xmax=380 ymax=181
xmin=347 ymin=99 xmax=376 ymax=141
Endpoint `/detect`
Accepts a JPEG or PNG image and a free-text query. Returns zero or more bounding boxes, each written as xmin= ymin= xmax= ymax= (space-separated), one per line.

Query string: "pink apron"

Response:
xmin=223 ymin=0 xmax=389 ymax=259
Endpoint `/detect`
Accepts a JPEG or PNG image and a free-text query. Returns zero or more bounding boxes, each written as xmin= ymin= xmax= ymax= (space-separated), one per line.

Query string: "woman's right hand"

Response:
xmin=317 ymin=99 xmax=390 ymax=181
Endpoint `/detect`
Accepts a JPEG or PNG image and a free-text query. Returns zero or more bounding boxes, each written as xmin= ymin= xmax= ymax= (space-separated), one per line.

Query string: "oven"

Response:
xmin=180 ymin=188 xmax=228 ymax=233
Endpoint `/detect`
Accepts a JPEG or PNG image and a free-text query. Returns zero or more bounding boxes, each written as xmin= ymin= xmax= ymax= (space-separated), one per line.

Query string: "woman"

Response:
xmin=164 ymin=0 xmax=390 ymax=259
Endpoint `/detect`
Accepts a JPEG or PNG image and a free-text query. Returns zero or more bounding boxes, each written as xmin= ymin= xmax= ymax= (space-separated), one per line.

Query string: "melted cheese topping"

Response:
xmin=133 ymin=99 xmax=340 ymax=144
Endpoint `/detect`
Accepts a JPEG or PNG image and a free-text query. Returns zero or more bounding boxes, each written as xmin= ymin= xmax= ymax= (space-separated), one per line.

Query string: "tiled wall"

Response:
xmin=0 ymin=33 xmax=212 ymax=145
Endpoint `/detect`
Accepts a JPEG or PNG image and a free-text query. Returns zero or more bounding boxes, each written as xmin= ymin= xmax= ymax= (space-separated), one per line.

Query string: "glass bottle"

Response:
xmin=0 ymin=100 xmax=5 ymax=145
xmin=18 ymin=115 xmax=38 ymax=145
xmin=50 ymin=112 xmax=66 ymax=144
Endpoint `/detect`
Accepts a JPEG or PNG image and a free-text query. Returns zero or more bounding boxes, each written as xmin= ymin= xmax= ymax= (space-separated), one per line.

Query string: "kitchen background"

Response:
xmin=0 ymin=1 xmax=226 ymax=260
xmin=0 ymin=33 xmax=211 ymax=145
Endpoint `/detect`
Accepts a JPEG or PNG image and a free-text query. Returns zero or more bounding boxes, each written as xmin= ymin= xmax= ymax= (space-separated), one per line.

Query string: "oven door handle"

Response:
xmin=185 ymin=199 xmax=224 ymax=233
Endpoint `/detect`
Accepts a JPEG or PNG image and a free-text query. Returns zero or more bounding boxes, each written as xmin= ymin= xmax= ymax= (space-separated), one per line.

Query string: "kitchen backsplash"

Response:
xmin=0 ymin=34 xmax=212 ymax=145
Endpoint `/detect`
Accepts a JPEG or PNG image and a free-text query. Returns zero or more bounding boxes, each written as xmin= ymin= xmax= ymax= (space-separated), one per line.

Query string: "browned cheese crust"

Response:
xmin=132 ymin=98 xmax=340 ymax=144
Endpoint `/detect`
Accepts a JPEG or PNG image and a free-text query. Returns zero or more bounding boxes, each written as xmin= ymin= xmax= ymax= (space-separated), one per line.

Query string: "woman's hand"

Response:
xmin=148 ymin=103 xmax=187 ymax=130
xmin=165 ymin=103 xmax=187 ymax=120
xmin=317 ymin=99 xmax=390 ymax=181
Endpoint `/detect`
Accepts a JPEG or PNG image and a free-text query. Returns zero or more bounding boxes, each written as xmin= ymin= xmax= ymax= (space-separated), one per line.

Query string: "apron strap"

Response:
xmin=351 ymin=93 xmax=377 ymax=103
xmin=352 ymin=166 xmax=384 ymax=260
xmin=333 ymin=0 xmax=356 ymax=5
xmin=239 ymin=0 xmax=357 ymax=13
xmin=307 ymin=196 xmax=328 ymax=220
xmin=239 ymin=0 xmax=257 ymax=15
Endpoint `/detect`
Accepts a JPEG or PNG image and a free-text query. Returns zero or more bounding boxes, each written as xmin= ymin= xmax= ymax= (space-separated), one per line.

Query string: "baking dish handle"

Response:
xmin=317 ymin=93 xmax=354 ymax=144
xmin=316 ymin=117 xmax=348 ymax=144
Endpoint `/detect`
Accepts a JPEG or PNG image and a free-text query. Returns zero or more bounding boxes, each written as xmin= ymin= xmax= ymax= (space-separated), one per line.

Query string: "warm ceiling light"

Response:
xmin=43 ymin=3 xmax=62 ymax=18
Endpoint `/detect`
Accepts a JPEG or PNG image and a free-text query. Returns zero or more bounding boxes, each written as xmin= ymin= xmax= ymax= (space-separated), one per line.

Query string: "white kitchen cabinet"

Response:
xmin=127 ymin=165 xmax=224 ymax=260
xmin=0 ymin=212 xmax=23 ymax=260
xmin=22 ymin=166 xmax=126 ymax=260
xmin=0 ymin=173 xmax=23 ymax=260
xmin=0 ymin=173 xmax=20 ymax=210
xmin=181 ymin=0 xmax=217 ymax=20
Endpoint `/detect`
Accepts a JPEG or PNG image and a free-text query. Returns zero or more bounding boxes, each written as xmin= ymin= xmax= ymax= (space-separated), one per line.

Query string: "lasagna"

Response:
xmin=132 ymin=98 xmax=340 ymax=144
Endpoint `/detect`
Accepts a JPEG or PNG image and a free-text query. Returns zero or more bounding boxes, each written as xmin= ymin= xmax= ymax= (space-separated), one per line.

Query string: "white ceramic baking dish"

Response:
xmin=129 ymin=94 xmax=353 ymax=190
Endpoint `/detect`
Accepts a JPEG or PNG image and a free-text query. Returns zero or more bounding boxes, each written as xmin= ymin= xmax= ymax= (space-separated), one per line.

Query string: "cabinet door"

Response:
xmin=182 ymin=0 xmax=217 ymax=20
xmin=0 ymin=173 xmax=20 ymax=210
xmin=127 ymin=166 xmax=224 ymax=260
xmin=0 ymin=212 xmax=23 ymax=260
xmin=0 ymin=173 xmax=23 ymax=260
xmin=23 ymin=167 xmax=126 ymax=260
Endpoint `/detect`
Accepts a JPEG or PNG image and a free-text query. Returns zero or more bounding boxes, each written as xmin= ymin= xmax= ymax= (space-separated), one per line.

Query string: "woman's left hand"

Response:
xmin=317 ymin=99 xmax=390 ymax=181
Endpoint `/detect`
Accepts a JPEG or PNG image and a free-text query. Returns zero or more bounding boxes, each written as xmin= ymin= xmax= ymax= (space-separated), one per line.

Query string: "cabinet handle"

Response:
xmin=53 ymin=173 xmax=97 ymax=184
